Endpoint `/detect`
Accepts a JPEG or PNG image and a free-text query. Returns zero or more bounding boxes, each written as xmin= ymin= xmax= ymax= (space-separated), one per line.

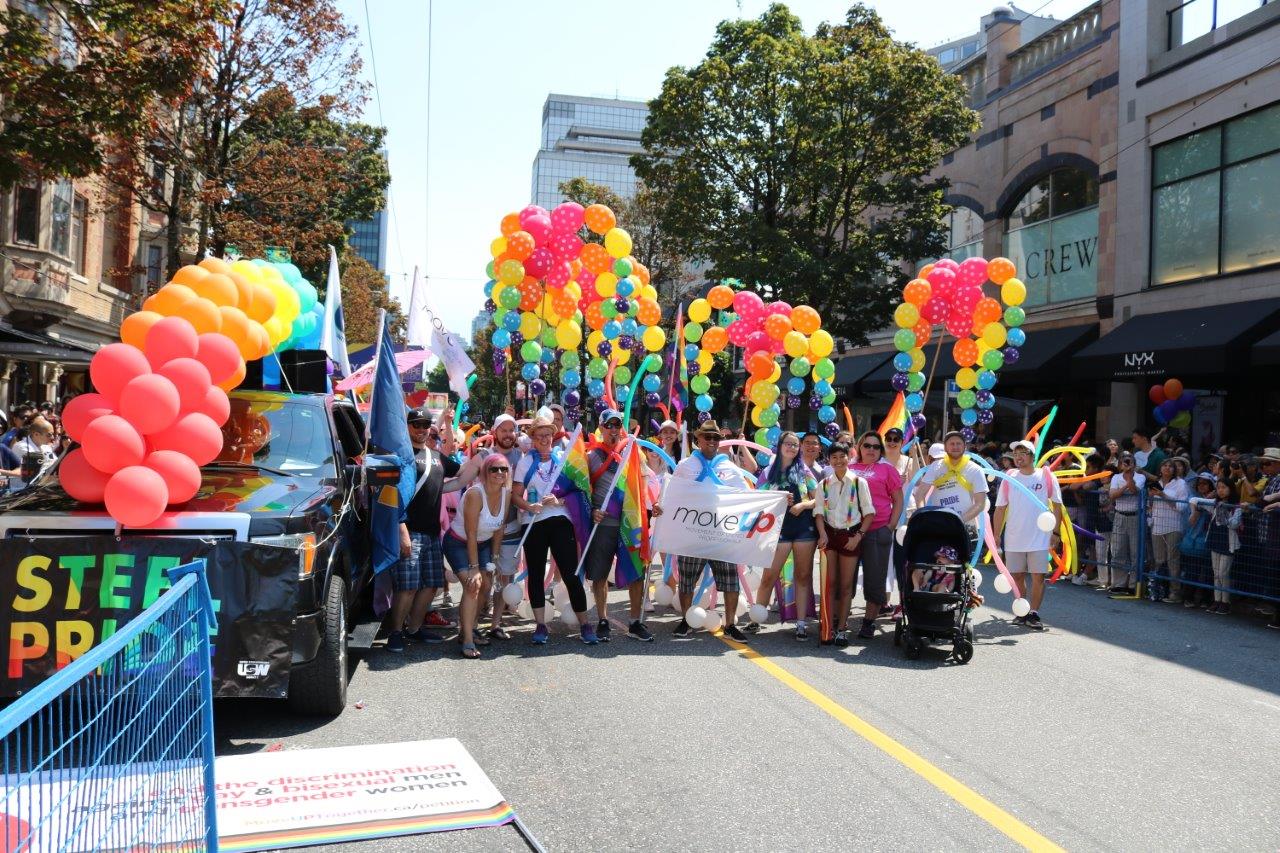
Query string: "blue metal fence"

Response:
xmin=0 ymin=559 xmax=218 ymax=852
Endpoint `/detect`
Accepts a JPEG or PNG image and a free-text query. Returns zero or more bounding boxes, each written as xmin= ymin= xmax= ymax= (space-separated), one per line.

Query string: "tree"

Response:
xmin=634 ymin=3 xmax=980 ymax=343
xmin=0 ymin=0 xmax=230 ymax=186
xmin=463 ymin=333 xmax=511 ymax=424
xmin=328 ymin=254 xmax=405 ymax=346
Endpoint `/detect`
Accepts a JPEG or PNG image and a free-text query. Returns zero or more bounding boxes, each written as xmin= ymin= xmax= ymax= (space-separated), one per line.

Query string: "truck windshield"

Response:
xmin=215 ymin=397 xmax=336 ymax=477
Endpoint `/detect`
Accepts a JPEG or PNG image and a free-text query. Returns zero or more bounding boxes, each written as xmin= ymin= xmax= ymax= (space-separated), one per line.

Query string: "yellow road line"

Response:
xmin=717 ymin=634 xmax=1065 ymax=852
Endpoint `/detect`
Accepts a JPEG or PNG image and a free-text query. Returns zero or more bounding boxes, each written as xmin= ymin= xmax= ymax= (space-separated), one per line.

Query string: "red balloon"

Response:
xmin=104 ymin=467 xmax=170 ymax=528
xmin=196 ymin=385 xmax=230 ymax=426
xmin=1148 ymin=384 xmax=1167 ymax=405
xmin=90 ymin=343 xmax=150 ymax=405
xmin=81 ymin=414 xmax=146 ymax=474
xmin=144 ymin=450 xmax=202 ymax=505
xmin=157 ymin=358 xmax=212 ymax=412
xmin=119 ymin=374 xmax=181 ymax=435
xmin=195 ymin=333 xmax=242 ymax=384
xmin=148 ymin=413 xmax=223 ymax=466
xmin=60 ymin=393 xmax=114 ymax=442
xmin=58 ymin=448 xmax=111 ymax=503
xmin=144 ymin=316 xmax=200 ymax=370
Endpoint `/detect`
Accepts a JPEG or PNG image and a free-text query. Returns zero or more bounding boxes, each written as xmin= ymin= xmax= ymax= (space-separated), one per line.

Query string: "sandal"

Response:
xmin=472 ymin=633 xmax=491 ymax=647
xmin=461 ymin=643 xmax=481 ymax=659
xmin=488 ymin=626 xmax=511 ymax=641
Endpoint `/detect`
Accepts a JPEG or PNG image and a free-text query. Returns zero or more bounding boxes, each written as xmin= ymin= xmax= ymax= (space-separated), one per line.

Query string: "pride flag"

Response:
xmin=552 ymin=427 xmax=593 ymax=551
xmin=612 ymin=442 xmax=651 ymax=586
xmin=877 ymin=391 xmax=911 ymax=442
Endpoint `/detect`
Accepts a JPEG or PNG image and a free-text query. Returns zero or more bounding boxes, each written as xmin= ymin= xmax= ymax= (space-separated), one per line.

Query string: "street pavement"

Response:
xmin=215 ymin=572 xmax=1280 ymax=852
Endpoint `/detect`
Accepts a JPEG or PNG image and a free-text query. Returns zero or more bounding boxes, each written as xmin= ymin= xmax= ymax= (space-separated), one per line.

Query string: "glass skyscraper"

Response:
xmin=531 ymin=94 xmax=648 ymax=209
xmin=347 ymin=150 xmax=390 ymax=274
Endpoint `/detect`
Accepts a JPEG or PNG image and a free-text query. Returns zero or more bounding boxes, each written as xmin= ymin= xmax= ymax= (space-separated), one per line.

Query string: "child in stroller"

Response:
xmin=895 ymin=508 xmax=981 ymax=662
xmin=912 ymin=545 xmax=985 ymax=607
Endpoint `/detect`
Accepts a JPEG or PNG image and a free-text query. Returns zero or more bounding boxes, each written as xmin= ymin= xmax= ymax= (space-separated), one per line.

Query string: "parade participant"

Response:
xmin=653 ymin=420 xmax=751 ymax=642
xmin=883 ymin=428 xmax=917 ymax=492
xmin=991 ymin=440 xmax=1063 ymax=630
xmin=386 ymin=408 xmax=460 ymax=654
xmin=813 ymin=442 xmax=875 ymax=647
xmin=914 ymin=432 xmax=989 ymax=546
xmin=848 ymin=430 xmax=903 ymax=637
xmin=648 ymin=419 xmax=681 ymax=476
xmin=443 ymin=454 xmax=508 ymax=658
xmin=721 ymin=425 xmax=759 ymax=474
xmin=746 ymin=432 xmax=819 ymax=638
xmin=801 ymin=431 xmax=828 ymax=479
xmin=548 ymin=403 xmax=572 ymax=452
xmin=584 ymin=409 xmax=653 ymax=642
xmin=512 ymin=415 xmax=594 ymax=644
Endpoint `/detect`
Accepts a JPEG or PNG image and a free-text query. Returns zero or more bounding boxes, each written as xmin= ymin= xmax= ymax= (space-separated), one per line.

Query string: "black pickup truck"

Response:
xmin=0 ymin=389 xmax=392 ymax=716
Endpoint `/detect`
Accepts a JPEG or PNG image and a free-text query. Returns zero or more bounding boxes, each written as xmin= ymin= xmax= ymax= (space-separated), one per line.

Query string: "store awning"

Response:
xmin=1072 ymin=298 xmax=1280 ymax=381
xmin=0 ymin=322 xmax=96 ymax=365
xmin=833 ymin=350 xmax=893 ymax=392
xmin=998 ymin=323 xmax=1098 ymax=385
xmin=1253 ymin=328 xmax=1280 ymax=366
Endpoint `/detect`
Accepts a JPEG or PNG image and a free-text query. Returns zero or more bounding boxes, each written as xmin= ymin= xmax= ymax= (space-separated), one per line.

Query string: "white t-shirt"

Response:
xmin=920 ymin=457 xmax=988 ymax=517
xmin=995 ymin=468 xmax=1063 ymax=552
xmin=672 ymin=451 xmax=750 ymax=490
xmin=1109 ymin=471 xmax=1147 ymax=513
xmin=1150 ymin=477 xmax=1189 ymax=535
xmin=514 ymin=452 xmax=569 ymax=524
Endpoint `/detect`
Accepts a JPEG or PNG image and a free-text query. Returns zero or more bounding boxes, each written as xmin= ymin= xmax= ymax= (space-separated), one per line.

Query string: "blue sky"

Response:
xmin=335 ymin=0 xmax=1091 ymax=335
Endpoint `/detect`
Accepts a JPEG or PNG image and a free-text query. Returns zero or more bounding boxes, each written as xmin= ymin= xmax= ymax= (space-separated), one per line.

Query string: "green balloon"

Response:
xmin=957 ymin=389 xmax=976 ymax=409
xmin=907 ymin=371 xmax=925 ymax=392
xmin=520 ymin=341 xmax=542 ymax=363
xmin=754 ymin=428 xmax=771 ymax=445
xmin=643 ymin=353 xmax=662 ymax=372
xmin=822 ymin=390 xmax=837 ymax=405
xmin=627 ymin=301 xmax=640 ymax=317
xmin=718 ymin=312 xmax=736 ymax=328
xmin=1004 ymin=306 xmax=1025 ymax=327
xmin=485 ymin=260 xmax=495 ymax=279
xmin=613 ymin=258 xmax=633 ymax=278
xmin=601 ymin=301 xmax=618 ymax=319
xmin=684 ymin=321 xmax=703 ymax=343
xmin=789 ymin=357 xmax=811 ymax=377
xmin=893 ymin=329 xmax=916 ymax=352
xmin=499 ymin=287 xmax=521 ymax=310
xmin=587 ymin=357 xmax=609 ymax=379
xmin=561 ymin=350 xmax=580 ymax=369
xmin=614 ymin=365 xmax=632 ymax=385
xmin=573 ymin=310 xmax=584 ymax=325
xmin=759 ymin=406 xmax=779 ymax=427
xmin=493 ymin=307 xmax=508 ymax=324
xmin=690 ymin=374 xmax=711 ymax=394
xmin=540 ymin=327 xmax=558 ymax=348
xmin=813 ymin=357 xmax=835 ymax=380
xmin=982 ymin=349 xmax=1005 ymax=371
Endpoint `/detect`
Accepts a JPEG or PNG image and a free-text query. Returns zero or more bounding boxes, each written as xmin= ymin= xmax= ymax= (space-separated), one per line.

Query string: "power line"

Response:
xmin=362 ymin=0 xmax=407 ymax=283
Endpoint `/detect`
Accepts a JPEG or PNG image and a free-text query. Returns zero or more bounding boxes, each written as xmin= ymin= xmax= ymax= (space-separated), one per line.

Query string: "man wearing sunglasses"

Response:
xmin=1106 ymin=451 xmax=1146 ymax=594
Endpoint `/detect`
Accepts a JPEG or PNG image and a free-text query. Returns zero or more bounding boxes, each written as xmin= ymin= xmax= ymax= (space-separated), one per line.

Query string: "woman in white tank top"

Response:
xmin=442 ymin=454 xmax=510 ymax=658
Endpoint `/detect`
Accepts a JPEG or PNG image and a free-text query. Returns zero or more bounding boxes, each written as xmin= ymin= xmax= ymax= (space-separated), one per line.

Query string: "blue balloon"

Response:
xmin=502 ymin=311 xmax=521 ymax=332
xmin=684 ymin=344 xmax=700 ymax=361
xmin=814 ymin=379 xmax=832 ymax=396
xmin=587 ymin=378 xmax=605 ymax=398
xmin=621 ymin=318 xmax=639 ymax=336
xmin=960 ymin=408 xmax=978 ymax=426
xmin=893 ymin=352 xmax=913 ymax=372
xmin=521 ymin=362 xmax=540 ymax=381
xmin=818 ymin=405 xmax=836 ymax=424
xmin=642 ymin=374 xmax=661 ymax=392
xmin=695 ymin=393 xmax=713 ymax=412
xmin=976 ymin=369 xmax=998 ymax=391
xmin=616 ymin=385 xmax=630 ymax=402
xmin=563 ymin=368 xmax=582 ymax=387
xmin=787 ymin=376 xmax=805 ymax=395
xmin=483 ymin=280 xmax=496 ymax=297
xmin=616 ymin=277 xmax=635 ymax=297
xmin=766 ymin=425 xmax=782 ymax=445
xmin=540 ymin=347 xmax=555 ymax=363
xmin=1006 ymin=327 xmax=1026 ymax=347
xmin=905 ymin=392 xmax=924 ymax=413
xmin=603 ymin=320 xmax=622 ymax=339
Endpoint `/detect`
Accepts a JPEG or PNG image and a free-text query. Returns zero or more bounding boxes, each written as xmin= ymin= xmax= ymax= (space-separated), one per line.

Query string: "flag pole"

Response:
xmin=571 ymin=437 xmax=634 ymax=578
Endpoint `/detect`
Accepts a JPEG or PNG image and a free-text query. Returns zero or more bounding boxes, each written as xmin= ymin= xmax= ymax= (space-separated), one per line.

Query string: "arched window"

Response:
xmin=1003 ymin=168 xmax=1099 ymax=307
xmin=946 ymin=206 xmax=984 ymax=260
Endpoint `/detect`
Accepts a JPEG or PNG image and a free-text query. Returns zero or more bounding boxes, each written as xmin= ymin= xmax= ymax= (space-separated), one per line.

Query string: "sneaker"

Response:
xmin=794 ymin=623 xmax=808 ymax=641
xmin=722 ymin=624 xmax=749 ymax=643
xmin=1012 ymin=615 xmax=1027 ymax=626
xmin=857 ymin=619 xmax=875 ymax=640
xmin=425 ymin=611 xmax=455 ymax=628
xmin=1183 ymin=598 xmax=1198 ymax=609
xmin=1163 ymin=595 xmax=1183 ymax=604
xmin=1026 ymin=612 xmax=1045 ymax=631
xmin=1071 ymin=574 xmax=1087 ymax=586
xmin=1212 ymin=602 xmax=1229 ymax=615
xmin=628 ymin=621 xmax=654 ymax=642
xmin=596 ymin=619 xmax=611 ymax=642
xmin=1266 ymin=619 xmax=1280 ymax=631
xmin=580 ymin=623 xmax=599 ymax=645
xmin=673 ymin=619 xmax=694 ymax=639
xmin=743 ymin=621 xmax=761 ymax=634
xmin=385 ymin=631 xmax=406 ymax=653
xmin=442 ymin=592 xmax=454 ymax=608
xmin=532 ymin=623 xmax=549 ymax=645
xmin=406 ymin=628 xmax=444 ymax=645
xmin=834 ymin=630 xmax=849 ymax=648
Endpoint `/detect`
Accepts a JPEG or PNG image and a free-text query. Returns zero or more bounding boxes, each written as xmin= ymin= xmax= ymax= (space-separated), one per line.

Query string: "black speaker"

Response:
xmin=279 ymin=349 xmax=328 ymax=394
xmin=242 ymin=357 xmax=265 ymax=391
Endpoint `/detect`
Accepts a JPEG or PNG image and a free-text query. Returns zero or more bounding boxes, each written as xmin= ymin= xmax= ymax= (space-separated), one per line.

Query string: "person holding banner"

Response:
xmin=813 ymin=442 xmax=876 ymax=647
xmin=513 ymin=416 xmax=594 ymax=645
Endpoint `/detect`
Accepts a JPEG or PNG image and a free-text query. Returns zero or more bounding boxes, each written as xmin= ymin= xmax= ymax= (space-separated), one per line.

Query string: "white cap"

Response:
xmin=928 ymin=442 xmax=945 ymax=460
xmin=659 ymin=419 xmax=678 ymax=431
xmin=492 ymin=414 xmax=516 ymax=430
xmin=1009 ymin=439 xmax=1036 ymax=454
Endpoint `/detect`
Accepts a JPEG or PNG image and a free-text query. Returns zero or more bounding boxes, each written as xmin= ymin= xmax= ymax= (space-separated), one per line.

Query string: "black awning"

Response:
xmin=1072 ymin=298 xmax=1280 ymax=381
xmin=998 ymin=322 xmax=1098 ymax=385
xmin=833 ymin=350 xmax=893 ymax=392
xmin=1254 ymin=328 xmax=1280 ymax=366
xmin=0 ymin=322 xmax=96 ymax=365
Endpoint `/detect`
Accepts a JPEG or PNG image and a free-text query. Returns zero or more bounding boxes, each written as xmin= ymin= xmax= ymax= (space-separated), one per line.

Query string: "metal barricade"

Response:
xmin=0 ymin=560 xmax=218 ymax=852
xmin=1063 ymin=485 xmax=1146 ymax=594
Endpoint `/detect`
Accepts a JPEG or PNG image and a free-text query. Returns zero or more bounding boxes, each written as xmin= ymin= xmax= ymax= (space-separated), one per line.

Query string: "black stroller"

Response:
xmin=894 ymin=508 xmax=976 ymax=663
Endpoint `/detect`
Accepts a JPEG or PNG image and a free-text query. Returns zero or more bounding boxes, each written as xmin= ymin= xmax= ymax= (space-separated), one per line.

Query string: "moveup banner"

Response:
xmin=652 ymin=478 xmax=788 ymax=566
xmin=0 ymin=537 xmax=298 ymax=698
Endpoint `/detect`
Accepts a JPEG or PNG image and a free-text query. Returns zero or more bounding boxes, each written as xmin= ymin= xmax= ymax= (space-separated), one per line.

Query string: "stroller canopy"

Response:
xmin=901 ymin=507 xmax=972 ymax=566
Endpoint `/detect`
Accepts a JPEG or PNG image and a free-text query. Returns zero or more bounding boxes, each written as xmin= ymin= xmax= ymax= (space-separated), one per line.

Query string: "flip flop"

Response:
xmin=461 ymin=643 xmax=481 ymax=659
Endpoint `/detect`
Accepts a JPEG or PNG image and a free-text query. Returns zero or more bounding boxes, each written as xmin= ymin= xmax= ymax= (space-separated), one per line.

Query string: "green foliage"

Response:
xmin=463 ymin=332 xmax=512 ymax=424
xmin=634 ymin=3 xmax=980 ymax=343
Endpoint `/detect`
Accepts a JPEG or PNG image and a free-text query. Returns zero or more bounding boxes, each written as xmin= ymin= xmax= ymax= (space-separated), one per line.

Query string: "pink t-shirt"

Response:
xmin=850 ymin=461 xmax=904 ymax=530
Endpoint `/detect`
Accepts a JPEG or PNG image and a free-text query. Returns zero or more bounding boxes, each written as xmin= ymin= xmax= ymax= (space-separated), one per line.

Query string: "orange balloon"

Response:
xmin=973 ymin=297 xmax=1002 ymax=325
xmin=1163 ymin=378 xmax=1184 ymax=400
xmin=791 ymin=305 xmax=821 ymax=335
xmin=216 ymin=360 xmax=247 ymax=392
xmin=175 ymin=297 xmax=223 ymax=335
xmin=569 ymin=258 xmax=583 ymax=278
xmin=552 ymin=293 xmax=576 ymax=318
xmin=919 ymin=263 xmax=935 ymax=279
xmin=218 ymin=306 xmax=253 ymax=348
xmin=988 ymin=257 xmax=1016 ymax=285
xmin=248 ymin=322 xmax=272 ymax=359
xmin=747 ymin=352 xmax=774 ymax=380
xmin=585 ymin=303 xmax=606 ymax=331
xmin=227 ymin=271 xmax=255 ymax=311
xmin=246 ymin=284 xmax=276 ymax=323
xmin=120 ymin=311 xmax=163 ymax=350
xmin=144 ymin=283 xmax=197 ymax=316
xmin=903 ymin=279 xmax=932 ymax=306
xmin=707 ymin=285 xmax=734 ymax=310
xmin=500 ymin=212 xmax=521 ymax=237
xmin=913 ymin=320 xmax=933 ymax=347
xmin=701 ymin=325 xmax=729 ymax=354
xmin=506 ymin=231 xmax=535 ymax=261
xmin=583 ymin=204 xmax=616 ymax=235
xmin=633 ymin=261 xmax=651 ymax=287
xmin=953 ymin=338 xmax=979 ymax=367
xmin=580 ymin=243 xmax=612 ymax=275
xmin=637 ymin=299 xmax=661 ymax=327
xmin=518 ymin=289 xmax=539 ymax=312
xmin=170 ymin=265 xmax=209 ymax=288
xmin=764 ymin=313 xmax=792 ymax=340
xmin=197 ymin=256 xmax=232 ymax=276
xmin=192 ymin=272 xmax=239 ymax=307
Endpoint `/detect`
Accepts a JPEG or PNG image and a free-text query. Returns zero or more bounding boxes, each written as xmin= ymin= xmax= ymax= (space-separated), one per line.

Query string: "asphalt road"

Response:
xmin=215 ymin=572 xmax=1280 ymax=852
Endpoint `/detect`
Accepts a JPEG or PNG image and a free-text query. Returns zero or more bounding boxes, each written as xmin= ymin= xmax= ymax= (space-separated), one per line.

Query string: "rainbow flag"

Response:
xmin=877 ymin=391 xmax=911 ymax=441
xmin=552 ymin=426 xmax=593 ymax=551
xmin=612 ymin=441 xmax=651 ymax=586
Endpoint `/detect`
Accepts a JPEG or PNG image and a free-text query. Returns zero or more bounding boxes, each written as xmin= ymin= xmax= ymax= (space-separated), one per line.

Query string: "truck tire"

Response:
xmin=287 ymin=574 xmax=348 ymax=716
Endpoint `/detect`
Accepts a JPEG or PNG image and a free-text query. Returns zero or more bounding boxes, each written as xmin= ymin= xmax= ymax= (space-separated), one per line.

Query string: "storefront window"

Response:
xmin=1151 ymin=100 xmax=1280 ymax=284
xmin=1002 ymin=168 xmax=1099 ymax=307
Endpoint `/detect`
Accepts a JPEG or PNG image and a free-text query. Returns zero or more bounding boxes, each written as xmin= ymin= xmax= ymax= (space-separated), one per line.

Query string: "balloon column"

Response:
xmin=890 ymin=255 xmax=1028 ymax=441
xmin=1148 ymin=378 xmax=1194 ymax=429
xmin=61 ymin=255 xmax=309 ymax=528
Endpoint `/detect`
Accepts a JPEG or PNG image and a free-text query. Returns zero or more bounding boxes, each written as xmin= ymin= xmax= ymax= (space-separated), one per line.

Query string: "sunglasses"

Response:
xmin=861 ymin=443 xmax=883 ymax=450
xmin=489 ymin=467 xmax=509 ymax=474
xmin=409 ymin=422 xmax=431 ymax=429
xmin=884 ymin=435 xmax=902 ymax=442
xmin=604 ymin=421 xmax=623 ymax=428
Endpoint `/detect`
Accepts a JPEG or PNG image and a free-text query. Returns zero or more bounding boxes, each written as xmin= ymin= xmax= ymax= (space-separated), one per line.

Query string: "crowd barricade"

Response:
xmin=1060 ymin=489 xmax=1147 ymax=593
xmin=0 ymin=560 xmax=218 ymax=852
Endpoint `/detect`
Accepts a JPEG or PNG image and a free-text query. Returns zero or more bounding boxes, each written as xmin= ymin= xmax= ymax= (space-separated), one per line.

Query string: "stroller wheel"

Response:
xmin=953 ymin=639 xmax=974 ymax=664
xmin=894 ymin=621 xmax=903 ymax=647
xmin=905 ymin=638 xmax=923 ymax=660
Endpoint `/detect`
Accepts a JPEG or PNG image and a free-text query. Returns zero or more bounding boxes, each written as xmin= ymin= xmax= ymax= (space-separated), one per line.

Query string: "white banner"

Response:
xmin=653 ymin=477 xmax=788 ymax=566
xmin=406 ymin=268 xmax=476 ymax=401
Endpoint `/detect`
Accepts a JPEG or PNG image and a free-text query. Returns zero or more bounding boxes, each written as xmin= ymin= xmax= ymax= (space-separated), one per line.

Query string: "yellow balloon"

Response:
xmin=587 ymin=330 xmax=604 ymax=356
xmin=267 ymin=279 xmax=299 ymax=324
xmin=697 ymin=350 xmax=713 ymax=376
xmin=956 ymin=367 xmax=978 ymax=389
xmin=688 ymin=298 xmax=711 ymax=324
xmin=555 ymin=320 xmax=582 ymax=350
xmin=229 ymin=259 xmax=264 ymax=285
xmin=641 ymin=284 xmax=658 ymax=302
xmin=615 ymin=346 xmax=632 ymax=365
xmin=642 ymin=325 xmax=667 ymax=352
xmin=908 ymin=347 xmax=926 ymax=373
xmin=767 ymin=361 xmax=781 ymax=383
xmin=783 ymin=330 xmax=809 ymax=358
xmin=490 ymin=236 xmax=508 ymax=258
xmin=751 ymin=381 xmax=779 ymax=408
xmin=982 ymin=322 xmax=1007 ymax=349
xmin=893 ymin=303 xmax=920 ymax=329
xmin=518 ymin=311 xmax=541 ymax=340
xmin=976 ymin=340 xmax=992 ymax=359
xmin=808 ymin=329 xmax=834 ymax=358
xmin=596 ymin=272 xmax=619 ymax=298
xmin=258 ymin=264 xmax=285 ymax=284
xmin=540 ymin=298 xmax=561 ymax=326
xmin=603 ymin=227 xmax=632 ymax=259
xmin=1001 ymin=278 xmax=1026 ymax=306
xmin=750 ymin=405 xmax=765 ymax=428
xmin=563 ymin=281 xmax=582 ymax=300
xmin=263 ymin=315 xmax=289 ymax=347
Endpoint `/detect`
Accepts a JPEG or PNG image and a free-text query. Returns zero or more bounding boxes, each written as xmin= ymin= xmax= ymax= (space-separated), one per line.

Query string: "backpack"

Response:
xmin=1179 ymin=510 xmax=1209 ymax=560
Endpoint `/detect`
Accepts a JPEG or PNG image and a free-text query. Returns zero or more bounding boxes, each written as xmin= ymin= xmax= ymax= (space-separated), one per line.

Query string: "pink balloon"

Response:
xmin=90 ymin=343 xmax=151 ymax=406
xmin=195 ymin=333 xmax=241 ymax=384
xmin=551 ymin=202 xmax=585 ymax=233
xmin=518 ymin=205 xmax=549 ymax=227
xmin=158 ymin=358 xmax=212 ymax=412
xmin=81 ymin=414 xmax=146 ymax=474
xmin=770 ymin=337 xmax=786 ymax=354
xmin=59 ymin=448 xmax=111 ymax=503
xmin=945 ymin=317 xmax=972 ymax=338
xmin=549 ymin=231 xmax=583 ymax=261
xmin=726 ymin=319 xmax=752 ymax=347
xmin=144 ymin=450 xmax=202 ymax=505
xmin=104 ymin=466 xmax=169 ymax=528
xmin=934 ymin=258 xmax=960 ymax=272
xmin=149 ymin=412 xmax=222 ymax=466
xmin=544 ymin=261 xmax=572 ymax=288
xmin=959 ymin=256 xmax=989 ymax=285
xmin=926 ymin=266 xmax=957 ymax=297
xmin=525 ymin=247 xmax=553 ymax=278
xmin=60 ymin=393 xmax=114 ymax=442
xmin=766 ymin=301 xmax=792 ymax=317
xmin=144 ymin=316 xmax=199 ymax=370
xmin=745 ymin=331 xmax=772 ymax=354
xmin=576 ymin=267 xmax=597 ymax=286
xmin=523 ymin=214 xmax=553 ymax=246
xmin=196 ymin=385 xmax=230 ymax=426
xmin=732 ymin=290 xmax=764 ymax=316
xmin=119 ymin=374 xmax=180 ymax=435
xmin=922 ymin=296 xmax=951 ymax=324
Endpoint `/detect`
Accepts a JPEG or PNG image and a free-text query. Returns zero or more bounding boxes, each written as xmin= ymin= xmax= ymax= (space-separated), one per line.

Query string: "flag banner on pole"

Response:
xmin=321 ymin=245 xmax=351 ymax=376
xmin=368 ymin=311 xmax=415 ymax=575
xmin=407 ymin=268 xmax=476 ymax=401
xmin=613 ymin=441 xmax=651 ymax=586
xmin=652 ymin=478 xmax=787 ymax=566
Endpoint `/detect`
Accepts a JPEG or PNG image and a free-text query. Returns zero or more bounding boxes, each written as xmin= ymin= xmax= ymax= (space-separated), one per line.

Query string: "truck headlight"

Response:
xmin=250 ymin=533 xmax=317 ymax=578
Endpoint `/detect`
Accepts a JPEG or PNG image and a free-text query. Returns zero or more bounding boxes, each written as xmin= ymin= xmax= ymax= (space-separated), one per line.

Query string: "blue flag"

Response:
xmin=368 ymin=313 xmax=415 ymax=576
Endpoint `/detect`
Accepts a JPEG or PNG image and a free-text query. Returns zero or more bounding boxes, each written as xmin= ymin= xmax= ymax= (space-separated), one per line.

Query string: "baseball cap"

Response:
xmin=928 ymin=442 xmax=945 ymax=460
xmin=492 ymin=414 xmax=516 ymax=430
xmin=1195 ymin=471 xmax=1217 ymax=483
xmin=659 ymin=420 xmax=678 ymax=431
xmin=407 ymin=407 xmax=433 ymax=425
xmin=1118 ymin=450 xmax=1135 ymax=461
xmin=1009 ymin=440 xmax=1036 ymax=454
xmin=600 ymin=408 xmax=624 ymax=426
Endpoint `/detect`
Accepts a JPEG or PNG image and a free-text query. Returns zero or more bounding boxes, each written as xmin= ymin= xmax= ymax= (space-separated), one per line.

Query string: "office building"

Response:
xmin=530 ymin=94 xmax=648 ymax=209
xmin=347 ymin=150 xmax=390 ymax=275
xmin=470 ymin=310 xmax=490 ymax=346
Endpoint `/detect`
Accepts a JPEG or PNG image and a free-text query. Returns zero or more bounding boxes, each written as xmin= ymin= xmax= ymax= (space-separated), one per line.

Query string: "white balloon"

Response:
xmin=703 ymin=610 xmax=723 ymax=632
xmin=517 ymin=601 xmax=533 ymax=620
xmin=654 ymin=584 xmax=674 ymax=606
xmin=560 ymin=608 xmax=580 ymax=627
xmin=685 ymin=606 xmax=707 ymax=629
xmin=895 ymin=525 xmax=907 ymax=545
xmin=502 ymin=582 xmax=524 ymax=607
xmin=993 ymin=574 xmax=1012 ymax=595
xmin=748 ymin=603 xmax=769 ymax=624
xmin=672 ymin=597 xmax=684 ymax=614
xmin=1011 ymin=597 xmax=1031 ymax=617
xmin=968 ymin=570 xmax=982 ymax=590
xmin=1036 ymin=511 xmax=1057 ymax=533
xmin=698 ymin=590 xmax=714 ymax=609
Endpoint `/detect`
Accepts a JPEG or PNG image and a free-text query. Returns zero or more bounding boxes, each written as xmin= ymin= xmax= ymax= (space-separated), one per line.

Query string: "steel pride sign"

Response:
xmin=652 ymin=478 xmax=787 ymax=566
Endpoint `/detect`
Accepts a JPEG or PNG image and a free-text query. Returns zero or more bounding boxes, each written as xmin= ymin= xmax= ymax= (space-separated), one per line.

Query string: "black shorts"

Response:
xmin=583 ymin=522 xmax=621 ymax=582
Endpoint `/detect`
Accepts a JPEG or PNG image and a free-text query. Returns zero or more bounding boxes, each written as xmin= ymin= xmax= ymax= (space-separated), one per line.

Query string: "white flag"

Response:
xmin=406 ymin=268 xmax=476 ymax=401
xmin=320 ymin=245 xmax=351 ymax=376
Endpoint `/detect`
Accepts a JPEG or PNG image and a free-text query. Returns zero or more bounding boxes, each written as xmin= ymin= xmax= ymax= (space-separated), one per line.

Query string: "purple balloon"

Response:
xmin=598 ymin=340 xmax=613 ymax=358
xmin=975 ymin=389 xmax=994 ymax=407
xmin=617 ymin=335 xmax=635 ymax=351
xmin=687 ymin=363 xmax=700 ymax=377
xmin=645 ymin=391 xmax=661 ymax=405
xmin=494 ymin=359 xmax=506 ymax=376
xmin=1178 ymin=390 xmax=1196 ymax=411
xmin=1157 ymin=399 xmax=1179 ymax=420
xmin=593 ymin=398 xmax=608 ymax=414
xmin=1002 ymin=346 xmax=1020 ymax=364
xmin=824 ymin=422 xmax=841 ymax=439
xmin=961 ymin=427 xmax=976 ymax=443
xmin=787 ymin=394 xmax=802 ymax=409
xmin=483 ymin=298 xmax=496 ymax=313
xmin=529 ymin=379 xmax=547 ymax=396
xmin=891 ymin=371 xmax=910 ymax=392
xmin=977 ymin=409 xmax=994 ymax=425
xmin=910 ymin=413 xmax=928 ymax=433
xmin=510 ymin=331 xmax=524 ymax=347
xmin=567 ymin=406 xmax=581 ymax=422
xmin=614 ymin=296 xmax=630 ymax=313
xmin=697 ymin=411 xmax=711 ymax=424
xmin=809 ymin=394 xmax=821 ymax=410
xmin=564 ymin=390 xmax=581 ymax=407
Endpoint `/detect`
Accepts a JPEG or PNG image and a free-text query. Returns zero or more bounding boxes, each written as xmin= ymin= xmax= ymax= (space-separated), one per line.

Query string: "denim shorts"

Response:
xmin=442 ymin=532 xmax=493 ymax=575
xmin=779 ymin=509 xmax=817 ymax=543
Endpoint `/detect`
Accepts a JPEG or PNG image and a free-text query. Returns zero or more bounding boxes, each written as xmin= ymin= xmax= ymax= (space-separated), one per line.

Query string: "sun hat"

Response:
xmin=693 ymin=420 xmax=722 ymax=437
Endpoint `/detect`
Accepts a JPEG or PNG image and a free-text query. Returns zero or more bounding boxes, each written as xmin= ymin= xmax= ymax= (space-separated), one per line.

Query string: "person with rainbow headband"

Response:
xmin=651 ymin=419 xmax=752 ymax=642
xmin=914 ymin=431 xmax=989 ymax=553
